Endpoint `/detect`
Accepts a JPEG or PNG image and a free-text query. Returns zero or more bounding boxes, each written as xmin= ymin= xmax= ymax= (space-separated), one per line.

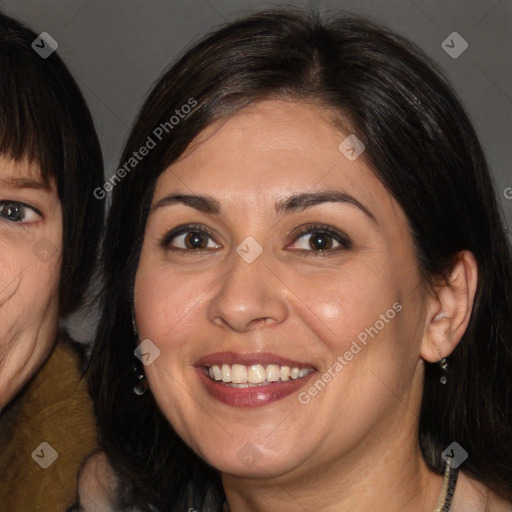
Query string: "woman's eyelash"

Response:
xmin=0 ymin=200 xmax=41 ymax=224
xmin=159 ymin=223 xmax=352 ymax=254
xmin=160 ymin=224 xmax=217 ymax=252
xmin=294 ymin=224 xmax=352 ymax=252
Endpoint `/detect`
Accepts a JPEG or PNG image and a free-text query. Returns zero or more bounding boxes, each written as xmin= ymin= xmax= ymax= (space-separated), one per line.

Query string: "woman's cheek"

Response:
xmin=135 ymin=265 xmax=201 ymax=342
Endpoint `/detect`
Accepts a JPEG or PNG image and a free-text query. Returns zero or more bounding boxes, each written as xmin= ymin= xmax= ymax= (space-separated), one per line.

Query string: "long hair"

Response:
xmin=0 ymin=12 xmax=105 ymax=315
xmin=87 ymin=8 xmax=512 ymax=510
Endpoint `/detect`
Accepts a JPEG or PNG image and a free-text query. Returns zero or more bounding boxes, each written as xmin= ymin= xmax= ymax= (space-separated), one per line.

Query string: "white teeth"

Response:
xmin=231 ymin=364 xmax=247 ymax=384
xmin=221 ymin=364 xmax=231 ymax=383
xmin=247 ymin=364 xmax=266 ymax=384
xmin=206 ymin=363 xmax=314 ymax=385
xmin=212 ymin=365 xmax=222 ymax=381
xmin=290 ymin=368 xmax=300 ymax=379
xmin=265 ymin=364 xmax=281 ymax=381
xmin=228 ymin=381 xmax=272 ymax=388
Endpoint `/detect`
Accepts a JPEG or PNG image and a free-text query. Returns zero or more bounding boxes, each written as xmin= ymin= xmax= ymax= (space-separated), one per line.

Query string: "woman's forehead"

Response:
xmin=176 ymin=99 xmax=348 ymax=162
xmin=157 ymin=101 xmax=375 ymax=202
xmin=0 ymin=156 xmax=53 ymax=189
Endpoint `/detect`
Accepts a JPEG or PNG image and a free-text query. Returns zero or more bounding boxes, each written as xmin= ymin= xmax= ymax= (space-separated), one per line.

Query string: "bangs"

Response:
xmin=0 ymin=11 xmax=104 ymax=315
xmin=0 ymin=37 xmax=64 ymax=187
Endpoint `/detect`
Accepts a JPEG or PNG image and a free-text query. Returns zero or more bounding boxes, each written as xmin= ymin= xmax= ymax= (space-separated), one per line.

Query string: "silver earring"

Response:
xmin=437 ymin=347 xmax=448 ymax=384
xmin=133 ymin=362 xmax=148 ymax=395
xmin=131 ymin=304 xmax=146 ymax=394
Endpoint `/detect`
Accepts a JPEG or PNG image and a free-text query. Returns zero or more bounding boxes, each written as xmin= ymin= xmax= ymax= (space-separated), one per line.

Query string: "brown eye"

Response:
xmin=308 ymin=233 xmax=335 ymax=251
xmin=290 ymin=224 xmax=352 ymax=254
xmin=161 ymin=224 xmax=221 ymax=252
xmin=183 ymin=231 xmax=210 ymax=249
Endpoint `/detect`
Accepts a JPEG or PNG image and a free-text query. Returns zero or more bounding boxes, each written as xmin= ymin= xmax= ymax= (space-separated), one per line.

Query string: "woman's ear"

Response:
xmin=420 ymin=250 xmax=478 ymax=363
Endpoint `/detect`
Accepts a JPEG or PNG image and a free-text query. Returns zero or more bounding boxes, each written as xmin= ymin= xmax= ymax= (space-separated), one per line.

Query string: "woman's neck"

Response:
xmin=221 ymin=429 xmax=444 ymax=512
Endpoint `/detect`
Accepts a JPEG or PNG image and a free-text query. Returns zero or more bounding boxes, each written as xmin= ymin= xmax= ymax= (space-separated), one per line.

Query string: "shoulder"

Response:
xmin=0 ymin=332 xmax=98 ymax=511
xmin=76 ymin=451 xmax=119 ymax=511
xmin=452 ymin=470 xmax=512 ymax=512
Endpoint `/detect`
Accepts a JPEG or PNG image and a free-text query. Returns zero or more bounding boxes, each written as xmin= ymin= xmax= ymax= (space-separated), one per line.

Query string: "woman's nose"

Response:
xmin=206 ymin=247 xmax=289 ymax=333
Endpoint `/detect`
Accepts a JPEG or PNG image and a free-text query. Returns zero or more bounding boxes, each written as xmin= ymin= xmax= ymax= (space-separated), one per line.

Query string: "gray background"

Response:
xmin=1 ymin=0 xmax=510 ymax=342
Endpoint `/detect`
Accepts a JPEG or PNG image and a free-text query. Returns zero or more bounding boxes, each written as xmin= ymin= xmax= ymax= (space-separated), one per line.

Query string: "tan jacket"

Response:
xmin=0 ymin=333 xmax=98 ymax=511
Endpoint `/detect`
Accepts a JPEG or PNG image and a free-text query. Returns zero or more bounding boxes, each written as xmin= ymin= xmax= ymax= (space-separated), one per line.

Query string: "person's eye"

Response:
xmin=288 ymin=224 xmax=352 ymax=255
xmin=0 ymin=201 xmax=41 ymax=224
xmin=160 ymin=224 xmax=222 ymax=253
xmin=160 ymin=223 xmax=352 ymax=256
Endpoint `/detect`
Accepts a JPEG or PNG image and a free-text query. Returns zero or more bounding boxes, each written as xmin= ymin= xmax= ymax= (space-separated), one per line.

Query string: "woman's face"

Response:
xmin=134 ymin=100 xmax=430 ymax=478
xmin=0 ymin=157 xmax=62 ymax=409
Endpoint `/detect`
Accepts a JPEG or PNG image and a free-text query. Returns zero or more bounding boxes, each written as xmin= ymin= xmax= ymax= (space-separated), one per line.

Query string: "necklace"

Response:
xmin=221 ymin=463 xmax=459 ymax=512
xmin=433 ymin=462 xmax=459 ymax=512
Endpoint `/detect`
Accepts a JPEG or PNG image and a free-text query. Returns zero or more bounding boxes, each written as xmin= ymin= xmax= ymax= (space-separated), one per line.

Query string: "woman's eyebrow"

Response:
xmin=276 ymin=190 xmax=377 ymax=224
xmin=151 ymin=190 xmax=378 ymax=224
xmin=0 ymin=176 xmax=51 ymax=190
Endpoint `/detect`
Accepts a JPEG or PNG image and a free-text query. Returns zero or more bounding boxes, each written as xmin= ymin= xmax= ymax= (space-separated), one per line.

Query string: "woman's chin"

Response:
xmin=214 ymin=458 xmax=295 ymax=479
xmin=198 ymin=441 xmax=309 ymax=480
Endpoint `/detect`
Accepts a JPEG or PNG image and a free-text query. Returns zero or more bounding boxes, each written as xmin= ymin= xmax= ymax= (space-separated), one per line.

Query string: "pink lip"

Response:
xmin=195 ymin=351 xmax=316 ymax=369
xmin=195 ymin=352 xmax=318 ymax=408
xmin=196 ymin=368 xmax=317 ymax=407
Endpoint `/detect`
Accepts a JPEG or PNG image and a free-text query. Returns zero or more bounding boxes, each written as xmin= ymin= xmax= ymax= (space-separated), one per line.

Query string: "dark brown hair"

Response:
xmin=0 ymin=11 xmax=104 ymax=315
xmin=88 ymin=7 xmax=512 ymax=510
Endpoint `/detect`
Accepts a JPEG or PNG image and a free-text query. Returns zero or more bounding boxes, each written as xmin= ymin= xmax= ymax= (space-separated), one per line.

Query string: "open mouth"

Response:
xmin=195 ymin=353 xmax=318 ymax=407
xmin=203 ymin=363 xmax=316 ymax=387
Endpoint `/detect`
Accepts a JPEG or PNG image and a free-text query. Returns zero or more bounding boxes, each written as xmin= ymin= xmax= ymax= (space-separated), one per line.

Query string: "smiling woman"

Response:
xmin=0 ymin=11 xmax=104 ymax=511
xmin=0 ymin=157 xmax=62 ymax=402
xmin=83 ymin=7 xmax=512 ymax=512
